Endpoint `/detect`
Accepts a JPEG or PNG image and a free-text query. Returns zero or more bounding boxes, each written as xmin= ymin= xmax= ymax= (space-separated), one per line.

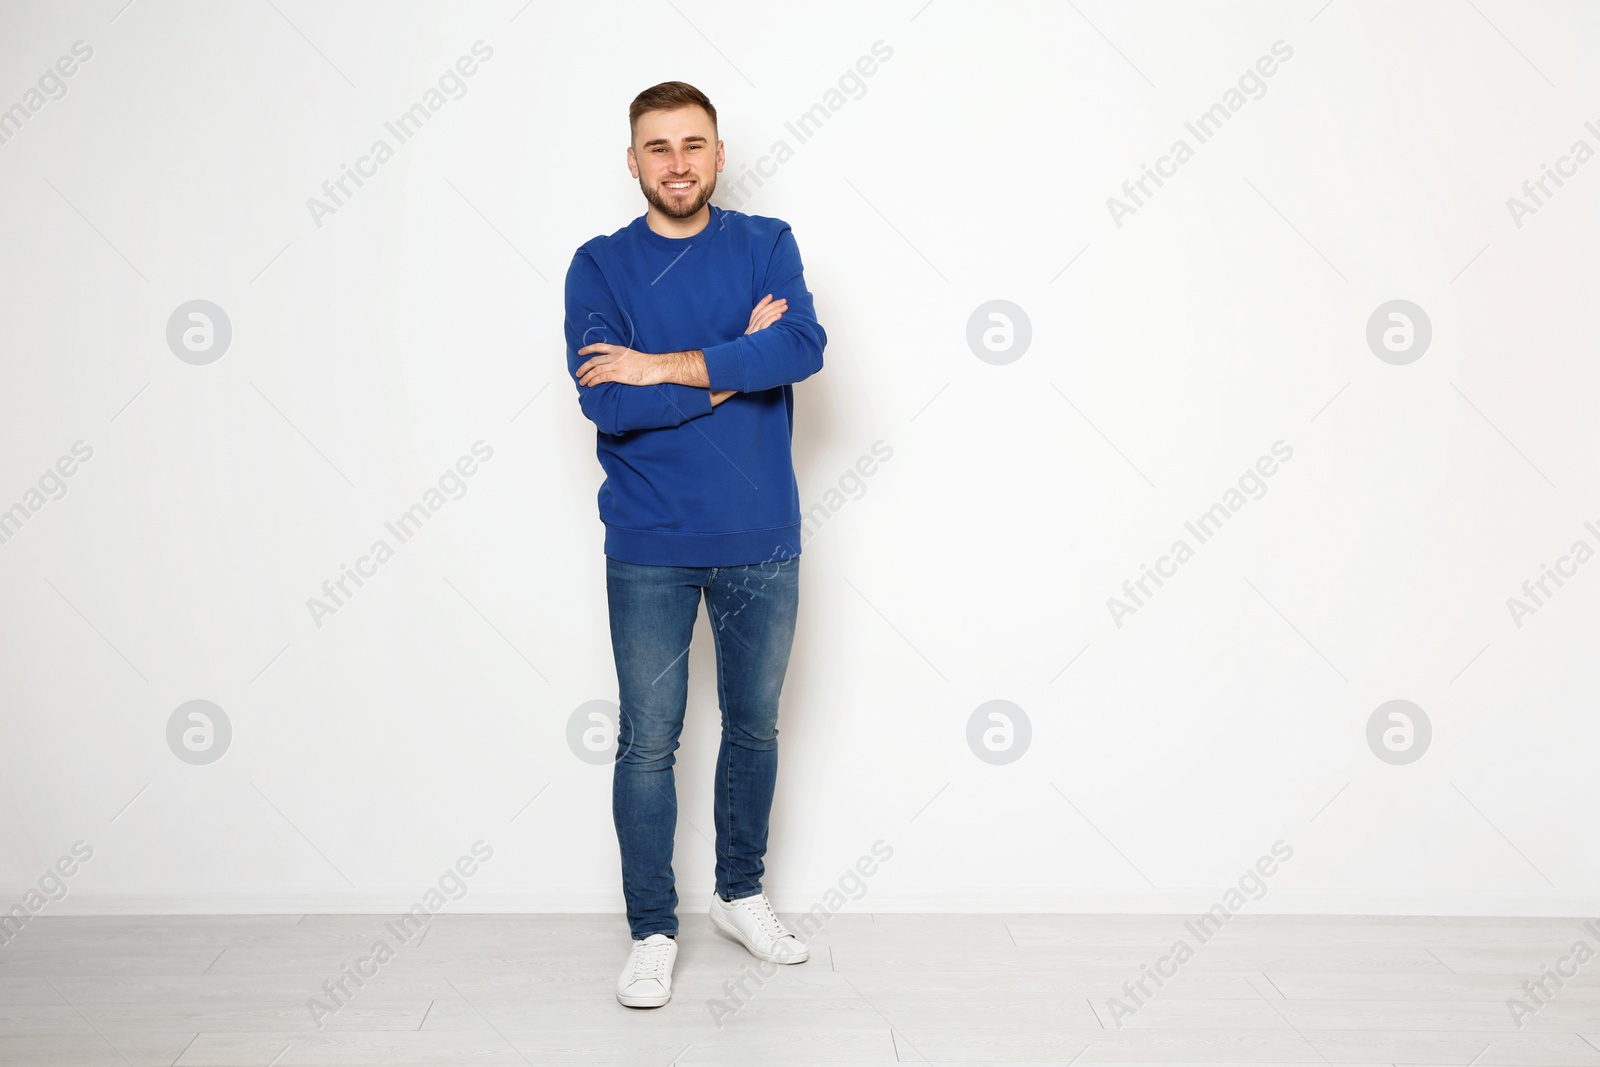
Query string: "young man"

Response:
xmin=563 ymin=80 xmax=826 ymax=1008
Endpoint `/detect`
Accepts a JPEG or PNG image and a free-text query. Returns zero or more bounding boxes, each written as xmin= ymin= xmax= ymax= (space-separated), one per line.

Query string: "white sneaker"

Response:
xmin=708 ymin=891 xmax=809 ymax=963
xmin=616 ymin=933 xmax=678 ymax=1008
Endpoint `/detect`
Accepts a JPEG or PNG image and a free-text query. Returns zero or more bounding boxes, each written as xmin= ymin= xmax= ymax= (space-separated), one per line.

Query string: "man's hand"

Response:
xmin=746 ymin=293 xmax=787 ymax=334
xmin=710 ymin=295 xmax=787 ymax=406
xmin=575 ymin=344 xmax=663 ymax=388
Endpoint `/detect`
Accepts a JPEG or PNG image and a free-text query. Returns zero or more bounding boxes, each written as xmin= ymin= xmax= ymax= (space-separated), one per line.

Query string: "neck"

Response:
xmin=646 ymin=203 xmax=711 ymax=239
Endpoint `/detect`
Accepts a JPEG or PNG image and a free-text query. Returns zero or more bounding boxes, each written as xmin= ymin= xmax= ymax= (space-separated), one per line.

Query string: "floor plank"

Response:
xmin=0 ymin=914 xmax=1596 ymax=1065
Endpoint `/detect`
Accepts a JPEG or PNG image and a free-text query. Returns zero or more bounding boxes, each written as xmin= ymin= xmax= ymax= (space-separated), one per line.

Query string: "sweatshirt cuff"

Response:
xmin=699 ymin=338 xmax=746 ymax=394
xmin=679 ymin=382 xmax=715 ymax=419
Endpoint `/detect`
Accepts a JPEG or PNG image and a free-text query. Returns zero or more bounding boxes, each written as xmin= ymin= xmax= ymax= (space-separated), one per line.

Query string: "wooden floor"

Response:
xmin=1 ymin=912 xmax=1597 ymax=1065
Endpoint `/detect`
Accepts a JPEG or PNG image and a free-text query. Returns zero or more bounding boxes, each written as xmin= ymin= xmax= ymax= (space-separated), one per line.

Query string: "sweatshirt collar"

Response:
xmin=635 ymin=203 xmax=722 ymax=250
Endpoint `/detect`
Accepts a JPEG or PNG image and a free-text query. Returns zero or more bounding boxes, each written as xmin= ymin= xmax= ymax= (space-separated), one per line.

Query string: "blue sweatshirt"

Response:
xmin=564 ymin=205 xmax=826 ymax=566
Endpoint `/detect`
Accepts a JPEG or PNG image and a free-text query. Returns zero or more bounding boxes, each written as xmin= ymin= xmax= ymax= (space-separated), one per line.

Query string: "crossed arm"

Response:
xmin=575 ymin=295 xmax=789 ymax=408
xmin=564 ymin=227 xmax=826 ymax=435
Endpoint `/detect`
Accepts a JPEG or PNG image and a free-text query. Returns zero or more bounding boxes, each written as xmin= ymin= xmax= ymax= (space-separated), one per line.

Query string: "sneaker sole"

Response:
xmin=708 ymin=904 xmax=810 ymax=964
xmin=616 ymin=988 xmax=671 ymax=1008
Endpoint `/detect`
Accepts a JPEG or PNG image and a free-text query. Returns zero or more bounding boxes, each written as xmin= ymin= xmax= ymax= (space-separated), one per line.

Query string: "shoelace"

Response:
xmin=629 ymin=939 xmax=673 ymax=980
xmin=737 ymin=894 xmax=789 ymax=941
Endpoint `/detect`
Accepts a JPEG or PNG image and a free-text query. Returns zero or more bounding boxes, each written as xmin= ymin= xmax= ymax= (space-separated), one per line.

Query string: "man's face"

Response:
xmin=628 ymin=105 xmax=723 ymax=219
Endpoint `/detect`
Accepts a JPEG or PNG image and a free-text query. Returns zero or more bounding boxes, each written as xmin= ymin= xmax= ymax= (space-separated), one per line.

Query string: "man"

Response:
xmin=563 ymin=80 xmax=826 ymax=1008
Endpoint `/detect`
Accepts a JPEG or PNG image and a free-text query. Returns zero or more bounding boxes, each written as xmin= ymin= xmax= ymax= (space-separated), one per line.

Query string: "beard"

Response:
xmin=640 ymin=172 xmax=715 ymax=219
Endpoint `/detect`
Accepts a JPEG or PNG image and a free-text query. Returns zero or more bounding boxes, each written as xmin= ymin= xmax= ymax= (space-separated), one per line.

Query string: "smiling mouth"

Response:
xmin=664 ymin=181 xmax=695 ymax=192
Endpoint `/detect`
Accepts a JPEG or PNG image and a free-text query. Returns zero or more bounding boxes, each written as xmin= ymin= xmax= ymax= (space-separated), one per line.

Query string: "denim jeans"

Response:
xmin=605 ymin=553 xmax=800 ymax=940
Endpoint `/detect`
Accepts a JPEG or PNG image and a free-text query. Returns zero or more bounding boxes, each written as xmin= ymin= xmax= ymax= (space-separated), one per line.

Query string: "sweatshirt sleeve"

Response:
xmin=565 ymin=247 xmax=714 ymax=436
xmin=699 ymin=224 xmax=826 ymax=394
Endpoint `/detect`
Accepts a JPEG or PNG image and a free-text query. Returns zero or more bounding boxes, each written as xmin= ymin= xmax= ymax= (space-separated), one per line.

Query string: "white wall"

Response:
xmin=1 ymin=0 xmax=1596 ymax=918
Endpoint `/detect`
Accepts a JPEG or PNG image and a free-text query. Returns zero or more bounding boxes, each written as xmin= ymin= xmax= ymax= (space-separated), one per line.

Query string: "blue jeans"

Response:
xmin=606 ymin=554 xmax=800 ymax=940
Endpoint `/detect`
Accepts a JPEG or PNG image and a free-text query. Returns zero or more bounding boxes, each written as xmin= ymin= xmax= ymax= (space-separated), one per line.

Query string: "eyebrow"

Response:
xmin=640 ymin=135 xmax=709 ymax=148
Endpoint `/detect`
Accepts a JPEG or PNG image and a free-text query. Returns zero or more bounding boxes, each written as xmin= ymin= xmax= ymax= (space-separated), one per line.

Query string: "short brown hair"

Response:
xmin=629 ymin=81 xmax=717 ymax=144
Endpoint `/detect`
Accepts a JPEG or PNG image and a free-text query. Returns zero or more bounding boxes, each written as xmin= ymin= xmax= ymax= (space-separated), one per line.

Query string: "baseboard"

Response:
xmin=28 ymin=887 xmax=1600 ymax=918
